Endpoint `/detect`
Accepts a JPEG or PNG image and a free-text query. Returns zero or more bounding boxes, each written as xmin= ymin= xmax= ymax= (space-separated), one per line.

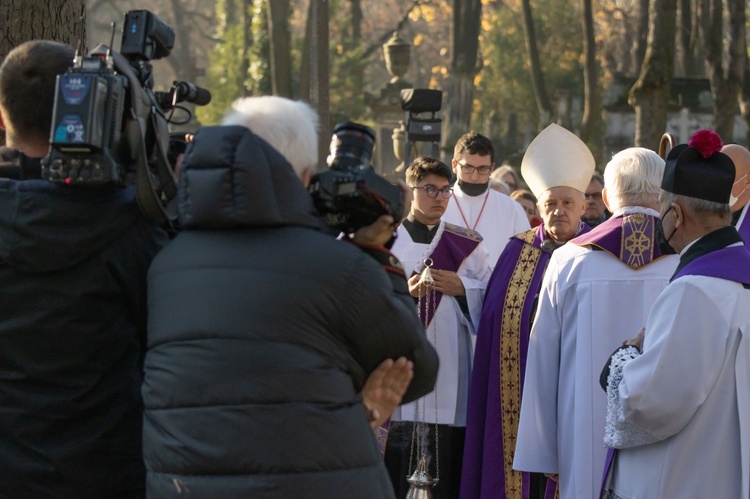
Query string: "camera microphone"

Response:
xmin=174 ymin=81 xmax=211 ymax=106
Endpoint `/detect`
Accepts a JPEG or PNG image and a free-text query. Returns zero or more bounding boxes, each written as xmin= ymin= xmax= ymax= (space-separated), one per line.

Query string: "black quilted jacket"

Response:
xmin=143 ymin=126 xmax=438 ymax=498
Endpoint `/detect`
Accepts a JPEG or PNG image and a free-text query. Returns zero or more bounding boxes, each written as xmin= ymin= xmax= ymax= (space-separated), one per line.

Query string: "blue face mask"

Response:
xmin=655 ymin=206 xmax=677 ymax=255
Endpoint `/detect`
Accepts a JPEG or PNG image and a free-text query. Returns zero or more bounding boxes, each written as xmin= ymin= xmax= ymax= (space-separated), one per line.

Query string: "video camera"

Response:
xmin=308 ymin=121 xmax=404 ymax=234
xmin=400 ymin=88 xmax=442 ymax=168
xmin=42 ymin=10 xmax=211 ymax=226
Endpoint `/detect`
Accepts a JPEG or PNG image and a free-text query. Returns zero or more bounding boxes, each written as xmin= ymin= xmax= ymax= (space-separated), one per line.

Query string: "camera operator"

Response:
xmin=142 ymin=95 xmax=438 ymax=497
xmin=0 ymin=40 xmax=168 ymax=497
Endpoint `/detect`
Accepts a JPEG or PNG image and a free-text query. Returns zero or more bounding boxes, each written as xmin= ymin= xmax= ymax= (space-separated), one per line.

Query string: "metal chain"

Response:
xmin=408 ymin=260 xmax=441 ymax=481
xmin=429 ymin=285 xmax=440 ymax=481
xmin=408 ymin=278 xmax=428 ymax=476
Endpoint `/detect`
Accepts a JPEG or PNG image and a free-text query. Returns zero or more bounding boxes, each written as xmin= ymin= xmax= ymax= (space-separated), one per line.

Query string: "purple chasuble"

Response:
xmin=575 ymin=213 xmax=664 ymax=498
xmin=461 ymin=222 xmax=590 ymax=499
xmin=418 ymin=223 xmax=482 ymax=326
xmin=570 ymin=212 xmax=666 ymax=269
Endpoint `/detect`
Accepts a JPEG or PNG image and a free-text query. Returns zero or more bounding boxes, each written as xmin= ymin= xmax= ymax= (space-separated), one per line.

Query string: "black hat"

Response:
xmin=661 ymin=129 xmax=735 ymax=204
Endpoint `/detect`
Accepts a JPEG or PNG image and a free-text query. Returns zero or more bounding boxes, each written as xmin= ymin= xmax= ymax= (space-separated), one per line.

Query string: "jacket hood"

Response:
xmin=177 ymin=125 xmax=324 ymax=231
xmin=0 ymin=180 xmax=149 ymax=273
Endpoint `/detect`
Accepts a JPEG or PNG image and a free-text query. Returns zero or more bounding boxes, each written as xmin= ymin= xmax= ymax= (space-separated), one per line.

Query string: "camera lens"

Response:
xmin=327 ymin=122 xmax=375 ymax=172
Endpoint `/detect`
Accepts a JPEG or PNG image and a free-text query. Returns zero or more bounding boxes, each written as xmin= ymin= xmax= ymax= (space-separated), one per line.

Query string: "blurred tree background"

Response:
xmin=3 ymin=0 xmax=750 ymax=162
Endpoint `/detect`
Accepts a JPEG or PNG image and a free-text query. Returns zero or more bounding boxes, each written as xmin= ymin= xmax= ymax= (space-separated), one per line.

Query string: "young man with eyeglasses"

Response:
xmin=442 ymin=132 xmax=530 ymax=270
xmin=384 ymin=156 xmax=493 ymax=499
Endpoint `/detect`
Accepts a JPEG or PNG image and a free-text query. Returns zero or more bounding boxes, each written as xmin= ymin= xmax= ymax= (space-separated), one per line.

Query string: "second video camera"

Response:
xmin=309 ymin=122 xmax=404 ymax=234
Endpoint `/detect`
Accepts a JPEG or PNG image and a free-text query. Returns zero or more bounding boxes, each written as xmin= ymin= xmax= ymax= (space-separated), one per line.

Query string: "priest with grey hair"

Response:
xmin=512 ymin=147 xmax=679 ymax=499
xmin=600 ymin=130 xmax=750 ymax=499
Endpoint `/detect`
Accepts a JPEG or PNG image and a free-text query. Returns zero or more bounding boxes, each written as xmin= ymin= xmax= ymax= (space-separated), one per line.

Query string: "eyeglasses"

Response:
xmin=458 ymin=162 xmax=492 ymax=175
xmin=412 ymin=186 xmax=454 ymax=199
xmin=585 ymin=192 xmax=602 ymax=200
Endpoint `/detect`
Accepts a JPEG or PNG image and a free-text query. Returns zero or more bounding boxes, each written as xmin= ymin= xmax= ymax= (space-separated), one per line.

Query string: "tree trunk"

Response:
xmin=699 ymin=0 xmax=744 ymax=141
xmin=580 ymin=0 xmax=598 ymax=143
xmin=631 ymin=0 xmax=649 ymax=75
xmin=677 ymin=0 xmax=695 ymax=76
xmin=724 ymin=0 xmax=745 ymax=140
xmin=300 ymin=0 xmax=313 ymax=102
xmin=443 ymin=76 xmax=476 ymax=154
xmin=308 ymin=0 xmax=329 ymax=170
xmin=0 ymin=0 xmax=86 ymax=59
xmin=520 ymin=0 xmax=552 ymax=128
xmin=240 ymin=0 xmax=253 ymax=97
xmin=629 ymin=0 xmax=677 ymax=150
xmin=266 ymin=0 xmax=292 ymax=98
xmin=0 ymin=0 xmax=86 ymax=146
xmin=442 ymin=0 xmax=482 ymax=153
xmin=348 ymin=0 xmax=361 ymax=42
xmin=346 ymin=0 xmax=363 ymax=107
xmin=166 ymin=0 xmax=199 ymax=83
xmin=740 ymin=65 xmax=750 ymax=145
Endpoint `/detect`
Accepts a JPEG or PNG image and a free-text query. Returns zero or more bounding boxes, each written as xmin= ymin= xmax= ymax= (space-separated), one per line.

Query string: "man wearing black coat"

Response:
xmin=0 ymin=41 xmax=168 ymax=497
xmin=143 ymin=96 xmax=439 ymax=497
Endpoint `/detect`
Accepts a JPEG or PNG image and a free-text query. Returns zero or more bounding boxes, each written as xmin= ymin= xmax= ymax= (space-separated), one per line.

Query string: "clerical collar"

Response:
xmin=457 ymin=179 xmax=489 ymax=196
xmin=612 ymin=206 xmax=660 ymax=218
xmin=403 ymin=214 xmax=440 ymax=244
xmin=540 ymin=220 xmax=587 ymax=252
xmin=674 ymin=226 xmax=742 ymax=274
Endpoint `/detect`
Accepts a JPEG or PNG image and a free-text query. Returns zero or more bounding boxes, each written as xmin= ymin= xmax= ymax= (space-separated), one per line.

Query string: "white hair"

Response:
xmin=222 ymin=96 xmax=319 ymax=176
xmin=662 ymin=191 xmax=730 ymax=217
xmin=604 ymin=147 xmax=664 ymax=210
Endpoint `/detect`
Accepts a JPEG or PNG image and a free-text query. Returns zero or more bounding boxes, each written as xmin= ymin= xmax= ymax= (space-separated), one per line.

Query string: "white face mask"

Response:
xmin=729 ymin=173 xmax=748 ymax=207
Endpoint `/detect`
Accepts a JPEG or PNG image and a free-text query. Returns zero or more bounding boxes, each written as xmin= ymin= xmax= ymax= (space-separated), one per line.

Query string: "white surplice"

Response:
xmin=442 ymin=187 xmax=530 ymax=270
xmin=390 ymin=221 xmax=492 ymax=426
xmin=605 ymin=262 xmax=750 ymax=499
xmin=513 ymin=216 xmax=679 ymax=499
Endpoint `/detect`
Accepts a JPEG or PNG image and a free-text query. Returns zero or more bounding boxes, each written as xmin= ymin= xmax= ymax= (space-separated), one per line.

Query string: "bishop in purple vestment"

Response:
xmin=461 ymin=124 xmax=595 ymax=499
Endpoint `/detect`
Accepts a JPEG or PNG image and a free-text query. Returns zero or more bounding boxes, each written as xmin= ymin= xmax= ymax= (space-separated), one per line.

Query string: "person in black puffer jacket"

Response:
xmin=143 ymin=97 xmax=438 ymax=498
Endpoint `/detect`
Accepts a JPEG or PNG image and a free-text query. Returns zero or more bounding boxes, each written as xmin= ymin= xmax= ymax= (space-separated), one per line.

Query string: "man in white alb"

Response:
xmin=443 ymin=132 xmax=529 ymax=269
xmin=384 ymin=156 xmax=492 ymax=498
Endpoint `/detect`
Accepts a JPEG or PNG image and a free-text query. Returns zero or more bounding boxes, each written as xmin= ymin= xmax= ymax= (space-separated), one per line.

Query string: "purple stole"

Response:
xmin=377 ymin=222 xmax=481 ymax=456
xmin=672 ymin=244 xmax=750 ymax=284
xmin=461 ymin=222 xmax=590 ymax=499
xmin=570 ymin=212 xmax=665 ymax=269
xmin=417 ymin=222 xmax=482 ymax=327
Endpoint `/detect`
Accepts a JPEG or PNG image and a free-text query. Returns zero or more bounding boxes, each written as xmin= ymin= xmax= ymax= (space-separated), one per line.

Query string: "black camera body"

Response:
xmin=42 ymin=10 xmax=210 ymax=226
xmin=309 ymin=122 xmax=404 ymax=234
xmin=44 ymin=56 xmax=129 ymax=185
xmin=400 ymin=88 xmax=443 ymax=168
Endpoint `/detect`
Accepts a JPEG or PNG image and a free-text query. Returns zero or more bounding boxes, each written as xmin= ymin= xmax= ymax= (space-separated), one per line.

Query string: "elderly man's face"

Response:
xmin=584 ymin=179 xmax=606 ymax=221
xmin=538 ymin=186 xmax=587 ymax=242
